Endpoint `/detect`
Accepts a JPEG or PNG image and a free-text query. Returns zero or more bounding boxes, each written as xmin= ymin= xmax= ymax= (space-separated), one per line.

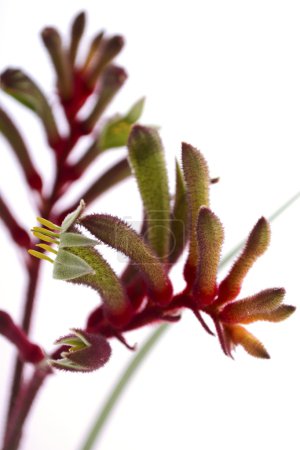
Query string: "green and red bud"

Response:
xmin=51 ymin=329 xmax=111 ymax=372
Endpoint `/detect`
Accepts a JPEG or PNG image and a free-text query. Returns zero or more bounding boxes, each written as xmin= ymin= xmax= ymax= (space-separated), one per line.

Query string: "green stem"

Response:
xmin=79 ymin=323 xmax=169 ymax=450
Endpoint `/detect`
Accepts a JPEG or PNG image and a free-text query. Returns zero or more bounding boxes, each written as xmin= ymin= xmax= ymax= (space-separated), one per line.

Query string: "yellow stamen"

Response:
xmin=32 ymin=226 xmax=60 ymax=238
xmin=28 ymin=249 xmax=54 ymax=263
xmin=36 ymin=217 xmax=61 ymax=230
xmin=36 ymin=243 xmax=58 ymax=254
xmin=33 ymin=231 xmax=59 ymax=244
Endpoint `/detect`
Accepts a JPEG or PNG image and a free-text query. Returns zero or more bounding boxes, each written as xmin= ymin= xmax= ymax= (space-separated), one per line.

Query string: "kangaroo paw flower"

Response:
xmin=188 ymin=206 xmax=295 ymax=359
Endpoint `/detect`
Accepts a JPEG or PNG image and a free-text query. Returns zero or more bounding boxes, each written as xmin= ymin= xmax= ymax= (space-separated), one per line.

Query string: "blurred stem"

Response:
xmin=79 ymin=324 xmax=169 ymax=450
xmin=4 ymin=258 xmax=41 ymax=435
xmin=3 ymin=366 xmax=51 ymax=450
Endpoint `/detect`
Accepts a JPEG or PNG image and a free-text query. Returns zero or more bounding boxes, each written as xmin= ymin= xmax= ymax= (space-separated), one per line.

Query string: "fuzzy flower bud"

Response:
xmin=51 ymin=329 xmax=111 ymax=372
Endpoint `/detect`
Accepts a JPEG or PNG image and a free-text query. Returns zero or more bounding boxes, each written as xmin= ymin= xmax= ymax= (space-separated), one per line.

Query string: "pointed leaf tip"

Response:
xmin=99 ymin=97 xmax=145 ymax=151
xmin=227 ymin=325 xmax=270 ymax=359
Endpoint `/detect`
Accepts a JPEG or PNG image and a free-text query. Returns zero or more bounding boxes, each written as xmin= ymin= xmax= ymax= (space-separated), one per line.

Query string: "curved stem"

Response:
xmin=79 ymin=324 xmax=169 ymax=450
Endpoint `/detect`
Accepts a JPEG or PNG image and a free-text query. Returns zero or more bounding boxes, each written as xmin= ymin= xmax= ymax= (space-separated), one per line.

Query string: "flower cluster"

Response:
xmin=28 ymin=126 xmax=295 ymax=369
xmin=1 ymin=12 xmax=296 ymax=450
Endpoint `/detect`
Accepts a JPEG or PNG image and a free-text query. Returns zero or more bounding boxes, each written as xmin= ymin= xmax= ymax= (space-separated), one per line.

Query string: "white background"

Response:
xmin=1 ymin=1 xmax=300 ymax=449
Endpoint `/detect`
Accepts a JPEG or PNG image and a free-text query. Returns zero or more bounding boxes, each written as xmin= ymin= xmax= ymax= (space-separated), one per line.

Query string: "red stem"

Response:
xmin=4 ymin=257 xmax=41 ymax=440
xmin=3 ymin=366 xmax=52 ymax=450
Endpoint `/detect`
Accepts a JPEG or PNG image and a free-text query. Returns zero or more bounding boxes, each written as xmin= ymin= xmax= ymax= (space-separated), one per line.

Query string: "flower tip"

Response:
xmin=41 ymin=27 xmax=61 ymax=47
xmin=72 ymin=11 xmax=86 ymax=35
xmin=129 ymin=124 xmax=149 ymax=140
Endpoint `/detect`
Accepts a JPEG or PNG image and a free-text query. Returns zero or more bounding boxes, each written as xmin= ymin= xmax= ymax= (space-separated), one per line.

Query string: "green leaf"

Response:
xmin=128 ymin=125 xmax=170 ymax=261
xmin=100 ymin=97 xmax=145 ymax=150
xmin=80 ymin=214 xmax=173 ymax=306
xmin=168 ymin=161 xmax=188 ymax=264
xmin=181 ymin=142 xmax=210 ymax=281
